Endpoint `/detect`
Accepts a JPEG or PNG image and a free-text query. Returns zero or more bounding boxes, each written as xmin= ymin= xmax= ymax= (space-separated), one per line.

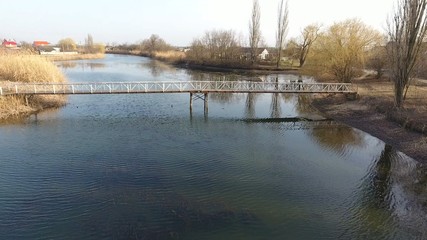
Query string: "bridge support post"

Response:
xmin=189 ymin=92 xmax=208 ymax=115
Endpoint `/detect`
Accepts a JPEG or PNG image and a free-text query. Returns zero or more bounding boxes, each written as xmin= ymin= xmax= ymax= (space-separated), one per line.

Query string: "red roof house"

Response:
xmin=33 ymin=41 xmax=50 ymax=47
xmin=2 ymin=39 xmax=17 ymax=48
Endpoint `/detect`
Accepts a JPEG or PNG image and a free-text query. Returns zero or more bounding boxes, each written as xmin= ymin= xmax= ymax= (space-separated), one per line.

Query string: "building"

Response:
xmin=242 ymin=47 xmax=271 ymax=61
xmin=2 ymin=39 xmax=17 ymax=48
xmin=258 ymin=49 xmax=269 ymax=60
xmin=33 ymin=41 xmax=50 ymax=48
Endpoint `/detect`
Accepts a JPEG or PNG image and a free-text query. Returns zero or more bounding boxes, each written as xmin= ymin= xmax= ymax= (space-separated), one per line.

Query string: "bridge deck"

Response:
xmin=0 ymin=81 xmax=357 ymax=96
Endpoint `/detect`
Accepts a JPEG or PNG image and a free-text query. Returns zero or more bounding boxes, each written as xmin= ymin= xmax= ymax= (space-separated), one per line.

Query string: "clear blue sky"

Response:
xmin=2 ymin=0 xmax=395 ymax=47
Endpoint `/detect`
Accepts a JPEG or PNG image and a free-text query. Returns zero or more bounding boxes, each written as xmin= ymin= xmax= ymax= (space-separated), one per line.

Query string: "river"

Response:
xmin=0 ymin=54 xmax=426 ymax=239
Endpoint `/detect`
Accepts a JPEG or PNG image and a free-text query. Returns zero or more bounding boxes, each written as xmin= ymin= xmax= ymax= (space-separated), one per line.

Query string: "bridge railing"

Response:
xmin=0 ymin=81 xmax=357 ymax=95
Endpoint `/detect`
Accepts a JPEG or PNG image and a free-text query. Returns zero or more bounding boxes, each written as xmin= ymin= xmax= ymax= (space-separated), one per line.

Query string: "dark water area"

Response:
xmin=0 ymin=55 xmax=426 ymax=239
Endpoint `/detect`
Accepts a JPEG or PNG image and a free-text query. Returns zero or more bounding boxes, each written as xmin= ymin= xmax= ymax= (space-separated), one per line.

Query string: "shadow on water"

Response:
xmin=84 ymin=182 xmax=260 ymax=239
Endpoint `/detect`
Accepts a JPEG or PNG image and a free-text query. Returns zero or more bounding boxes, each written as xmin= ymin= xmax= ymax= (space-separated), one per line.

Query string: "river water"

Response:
xmin=0 ymin=54 xmax=426 ymax=239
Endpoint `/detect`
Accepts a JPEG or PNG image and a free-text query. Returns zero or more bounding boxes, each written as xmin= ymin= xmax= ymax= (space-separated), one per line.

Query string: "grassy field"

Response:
xmin=355 ymin=76 xmax=427 ymax=126
xmin=0 ymin=50 xmax=67 ymax=119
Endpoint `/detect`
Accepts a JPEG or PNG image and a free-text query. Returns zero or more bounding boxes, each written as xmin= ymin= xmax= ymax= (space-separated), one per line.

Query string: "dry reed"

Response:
xmin=0 ymin=50 xmax=67 ymax=119
xmin=152 ymin=50 xmax=186 ymax=62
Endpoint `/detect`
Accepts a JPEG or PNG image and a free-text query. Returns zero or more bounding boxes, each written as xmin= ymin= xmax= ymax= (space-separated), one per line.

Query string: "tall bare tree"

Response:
xmin=298 ymin=24 xmax=321 ymax=67
xmin=249 ymin=0 xmax=261 ymax=64
xmin=276 ymin=0 xmax=289 ymax=68
xmin=85 ymin=34 xmax=94 ymax=53
xmin=387 ymin=0 xmax=427 ymax=107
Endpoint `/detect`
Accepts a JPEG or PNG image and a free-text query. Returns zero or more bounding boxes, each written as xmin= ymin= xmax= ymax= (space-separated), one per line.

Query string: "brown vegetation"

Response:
xmin=0 ymin=50 xmax=67 ymax=119
xmin=151 ymin=50 xmax=186 ymax=63
xmin=312 ymin=75 xmax=427 ymax=163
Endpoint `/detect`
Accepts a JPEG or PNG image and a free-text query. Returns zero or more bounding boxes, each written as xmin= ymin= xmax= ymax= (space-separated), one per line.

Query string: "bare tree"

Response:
xmin=187 ymin=30 xmax=241 ymax=65
xmin=140 ymin=34 xmax=172 ymax=56
xmin=249 ymin=0 xmax=261 ymax=64
xmin=298 ymin=24 xmax=321 ymax=67
xmin=84 ymin=34 xmax=94 ymax=53
xmin=387 ymin=0 xmax=427 ymax=107
xmin=366 ymin=45 xmax=388 ymax=79
xmin=276 ymin=0 xmax=289 ymax=68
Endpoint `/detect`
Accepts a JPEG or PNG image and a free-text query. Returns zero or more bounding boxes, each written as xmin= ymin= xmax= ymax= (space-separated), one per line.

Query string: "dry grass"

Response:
xmin=152 ymin=50 xmax=186 ymax=63
xmin=0 ymin=51 xmax=66 ymax=83
xmin=313 ymin=75 xmax=427 ymax=162
xmin=354 ymin=76 xmax=427 ymax=115
xmin=0 ymin=50 xmax=67 ymax=119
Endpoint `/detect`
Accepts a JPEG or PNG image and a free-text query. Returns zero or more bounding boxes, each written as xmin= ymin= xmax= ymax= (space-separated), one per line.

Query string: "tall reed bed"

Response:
xmin=0 ymin=50 xmax=67 ymax=119
xmin=152 ymin=50 xmax=186 ymax=63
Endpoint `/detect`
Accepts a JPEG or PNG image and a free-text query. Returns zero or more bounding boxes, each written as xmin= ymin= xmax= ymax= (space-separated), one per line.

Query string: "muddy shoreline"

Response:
xmin=311 ymin=94 xmax=427 ymax=164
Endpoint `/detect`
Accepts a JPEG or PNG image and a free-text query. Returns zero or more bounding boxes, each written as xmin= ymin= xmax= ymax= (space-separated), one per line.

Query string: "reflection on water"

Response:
xmin=341 ymin=145 xmax=427 ymax=239
xmin=309 ymin=125 xmax=364 ymax=156
xmin=245 ymin=93 xmax=257 ymax=119
xmin=57 ymin=61 xmax=106 ymax=70
xmin=140 ymin=60 xmax=177 ymax=77
xmin=1 ymin=54 xmax=426 ymax=239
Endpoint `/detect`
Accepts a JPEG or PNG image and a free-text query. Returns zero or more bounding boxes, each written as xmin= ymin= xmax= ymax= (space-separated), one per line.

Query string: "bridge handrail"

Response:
xmin=0 ymin=81 xmax=357 ymax=95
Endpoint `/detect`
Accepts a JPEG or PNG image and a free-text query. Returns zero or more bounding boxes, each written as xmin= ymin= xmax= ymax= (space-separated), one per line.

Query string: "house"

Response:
xmin=241 ymin=47 xmax=270 ymax=60
xmin=2 ymin=39 xmax=17 ymax=48
xmin=33 ymin=41 xmax=50 ymax=48
xmin=258 ymin=48 xmax=269 ymax=60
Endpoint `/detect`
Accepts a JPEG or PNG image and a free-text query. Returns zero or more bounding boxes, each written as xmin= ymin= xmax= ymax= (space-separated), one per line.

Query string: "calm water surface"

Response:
xmin=0 ymin=55 xmax=426 ymax=239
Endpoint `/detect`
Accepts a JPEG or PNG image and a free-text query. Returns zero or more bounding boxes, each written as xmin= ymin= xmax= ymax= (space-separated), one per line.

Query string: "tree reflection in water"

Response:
xmin=245 ymin=93 xmax=257 ymax=119
xmin=142 ymin=60 xmax=175 ymax=77
xmin=339 ymin=144 xmax=427 ymax=239
xmin=309 ymin=125 xmax=364 ymax=156
xmin=270 ymin=93 xmax=281 ymax=119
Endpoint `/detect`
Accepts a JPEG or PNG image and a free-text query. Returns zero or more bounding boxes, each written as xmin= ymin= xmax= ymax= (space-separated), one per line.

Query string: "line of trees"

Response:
xmin=107 ymin=0 xmax=427 ymax=109
xmin=57 ymin=34 xmax=105 ymax=54
xmin=297 ymin=0 xmax=427 ymax=108
xmin=186 ymin=30 xmax=242 ymax=66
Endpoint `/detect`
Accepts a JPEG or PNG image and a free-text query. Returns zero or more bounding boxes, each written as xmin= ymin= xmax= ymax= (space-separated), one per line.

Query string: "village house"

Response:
xmin=258 ymin=48 xmax=269 ymax=60
xmin=241 ymin=47 xmax=271 ymax=61
xmin=33 ymin=41 xmax=50 ymax=48
xmin=2 ymin=39 xmax=17 ymax=48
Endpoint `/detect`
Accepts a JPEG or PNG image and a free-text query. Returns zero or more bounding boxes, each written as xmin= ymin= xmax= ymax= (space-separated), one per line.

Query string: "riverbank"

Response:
xmin=106 ymin=50 xmax=298 ymax=74
xmin=311 ymin=76 xmax=427 ymax=163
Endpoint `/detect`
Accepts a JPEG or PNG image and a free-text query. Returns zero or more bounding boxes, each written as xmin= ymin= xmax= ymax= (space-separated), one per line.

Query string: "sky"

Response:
xmin=1 ymin=0 xmax=395 ymax=47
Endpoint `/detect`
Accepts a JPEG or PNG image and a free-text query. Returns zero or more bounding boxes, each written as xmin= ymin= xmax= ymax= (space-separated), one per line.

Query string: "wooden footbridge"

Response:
xmin=0 ymin=81 xmax=357 ymax=112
